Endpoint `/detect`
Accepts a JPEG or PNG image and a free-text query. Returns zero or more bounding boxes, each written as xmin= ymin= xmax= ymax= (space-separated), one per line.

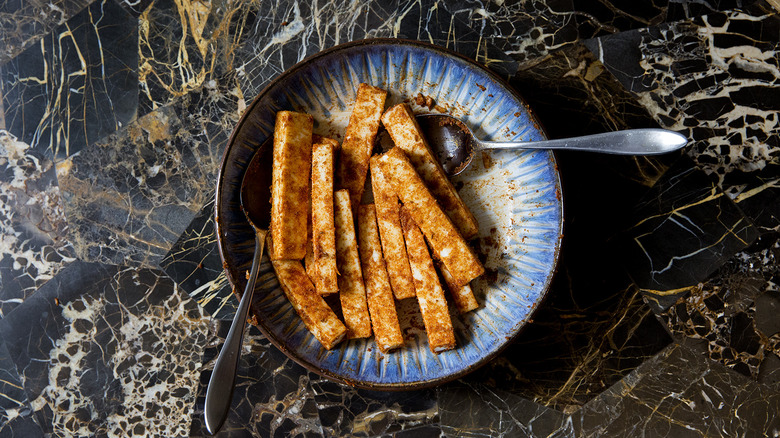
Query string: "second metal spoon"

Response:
xmin=204 ymin=140 xmax=272 ymax=435
xmin=416 ymin=114 xmax=688 ymax=176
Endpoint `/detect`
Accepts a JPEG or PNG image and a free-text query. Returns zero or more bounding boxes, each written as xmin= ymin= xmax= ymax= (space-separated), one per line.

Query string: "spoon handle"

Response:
xmin=476 ymin=129 xmax=688 ymax=155
xmin=204 ymin=228 xmax=267 ymax=435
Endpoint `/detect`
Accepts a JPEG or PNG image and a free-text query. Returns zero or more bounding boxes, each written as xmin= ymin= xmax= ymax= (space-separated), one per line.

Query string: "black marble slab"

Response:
xmin=161 ymin=193 xmax=237 ymax=320
xmin=0 ymin=340 xmax=44 ymax=437
xmin=0 ymin=0 xmax=778 ymax=436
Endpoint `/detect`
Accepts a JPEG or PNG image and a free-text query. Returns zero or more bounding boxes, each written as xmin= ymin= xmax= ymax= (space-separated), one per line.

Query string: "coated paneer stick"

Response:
xmin=333 ymin=190 xmax=372 ymax=339
xmin=271 ymin=111 xmax=313 ymax=260
xmin=436 ymin=261 xmax=479 ymax=314
xmin=269 ymin=255 xmax=347 ymax=350
xmin=357 ymin=204 xmax=404 ymax=353
xmin=369 ymin=156 xmax=416 ymax=300
xmin=376 ymin=147 xmax=484 ymax=287
xmin=400 ymin=207 xmax=456 ymax=353
xmin=381 ymin=103 xmax=479 ymax=240
xmin=311 ymin=137 xmax=339 ymax=294
xmin=337 ymin=83 xmax=388 ymax=213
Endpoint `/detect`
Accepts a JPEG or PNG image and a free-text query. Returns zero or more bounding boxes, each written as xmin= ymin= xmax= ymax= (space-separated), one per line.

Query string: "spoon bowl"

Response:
xmin=416 ymin=114 xmax=689 ymax=176
xmin=205 ymin=139 xmax=273 ymax=435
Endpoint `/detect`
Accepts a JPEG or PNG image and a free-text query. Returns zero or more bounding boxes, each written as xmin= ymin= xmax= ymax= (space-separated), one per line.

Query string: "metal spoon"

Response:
xmin=204 ymin=140 xmax=273 ymax=435
xmin=416 ymin=114 xmax=689 ymax=176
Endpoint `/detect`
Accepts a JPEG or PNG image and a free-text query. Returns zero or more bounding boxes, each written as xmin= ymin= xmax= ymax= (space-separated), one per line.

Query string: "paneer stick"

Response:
xmin=357 ymin=204 xmax=404 ymax=353
xmin=436 ymin=261 xmax=479 ymax=314
xmin=304 ymin=198 xmax=316 ymax=280
xmin=369 ymin=156 xmax=416 ymax=300
xmin=271 ymin=111 xmax=313 ymax=260
xmin=377 ymin=147 xmax=484 ymax=287
xmin=334 ymin=190 xmax=372 ymax=339
xmin=400 ymin=207 xmax=456 ymax=353
xmin=337 ymin=83 xmax=388 ymax=212
xmin=311 ymin=137 xmax=339 ymax=294
xmin=270 ymin=256 xmax=347 ymax=350
xmin=381 ymin=103 xmax=479 ymax=240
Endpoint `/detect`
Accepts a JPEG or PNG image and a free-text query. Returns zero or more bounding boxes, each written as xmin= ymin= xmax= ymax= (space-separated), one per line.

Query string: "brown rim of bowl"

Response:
xmin=214 ymin=37 xmax=564 ymax=391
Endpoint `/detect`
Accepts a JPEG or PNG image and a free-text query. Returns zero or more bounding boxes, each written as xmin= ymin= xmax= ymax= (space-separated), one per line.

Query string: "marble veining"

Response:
xmin=161 ymin=195 xmax=237 ymax=319
xmin=574 ymin=343 xmax=780 ymax=437
xmin=0 ymin=131 xmax=76 ymax=318
xmin=0 ymin=0 xmax=92 ymax=65
xmin=190 ymin=323 xmax=325 ymax=437
xmin=234 ymin=0 xmax=397 ymax=102
xmin=661 ymin=233 xmax=780 ymax=380
xmin=58 ymin=76 xmax=240 ymax=268
xmin=624 ymin=159 xmax=759 ymax=310
xmin=635 ymin=8 xmax=780 ymax=186
xmin=0 ymin=0 xmax=138 ymax=160
xmin=0 ymin=0 xmax=779 ymax=436
xmin=0 ymin=261 xmax=209 ymax=437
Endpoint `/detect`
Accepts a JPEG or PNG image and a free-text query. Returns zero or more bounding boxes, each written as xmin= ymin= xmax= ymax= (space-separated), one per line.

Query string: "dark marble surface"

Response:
xmin=1 ymin=0 xmax=779 ymax=436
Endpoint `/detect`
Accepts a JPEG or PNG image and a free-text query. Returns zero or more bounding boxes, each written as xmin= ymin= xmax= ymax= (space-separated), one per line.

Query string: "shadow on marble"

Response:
xmin=310 ymin=377 xmax=439 ymax=436
xmin=439 ymin=380 xmax=573 ymax=438
xmin=622 ymin=157 xmax=759 ymax=311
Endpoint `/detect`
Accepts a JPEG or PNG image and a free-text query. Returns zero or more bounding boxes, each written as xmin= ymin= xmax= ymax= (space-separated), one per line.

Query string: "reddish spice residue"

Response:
xmin=197 ymin=262 xmax=204 ymax=269
xmin=475 ymin=83 xmax=486 ymax=91
xmin=481 ymin=151 xmax=495 ymax=170
xmin=412 ymin=93 xmax=435 ymax=110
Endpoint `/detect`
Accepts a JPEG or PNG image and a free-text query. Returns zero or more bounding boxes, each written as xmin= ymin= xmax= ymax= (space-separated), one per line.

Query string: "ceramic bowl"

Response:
xmin=215 ymin=39 xmax=563 ymax=389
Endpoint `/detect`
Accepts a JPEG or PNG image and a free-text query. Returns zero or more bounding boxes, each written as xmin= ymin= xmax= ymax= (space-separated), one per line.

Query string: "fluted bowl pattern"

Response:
xmin=216 ymin=39 xmax=563 ymax=389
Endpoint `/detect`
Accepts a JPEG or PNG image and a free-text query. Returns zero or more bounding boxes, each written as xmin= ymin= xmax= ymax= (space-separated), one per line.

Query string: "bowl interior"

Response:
xmin=216 ymin=39 xmax=563 ymax=389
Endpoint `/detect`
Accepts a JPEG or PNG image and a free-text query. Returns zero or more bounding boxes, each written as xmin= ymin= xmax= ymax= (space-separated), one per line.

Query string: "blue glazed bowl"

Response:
xmin=216 ymin=39 xmax=563 ymax=389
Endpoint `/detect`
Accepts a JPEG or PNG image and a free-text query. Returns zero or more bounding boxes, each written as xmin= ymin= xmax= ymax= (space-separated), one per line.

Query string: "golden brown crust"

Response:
xmin=369 ymin=156 xmax=416 ymax=300
xmin=381 ymin=103 xmax=479 ymax=240
xmin=436 ymin=260 xmax=479 ymax=314
xmin=357 ymin=204 xmax=404 ymax=353
xmin=377 ymin=147 xmax=484 ymax=287
xmin=270 ymin=257 xmax=347 ymax=350
xmin=311 ymin=138 xmax=339 ymax=294
xmin=400 ymin=207 xmax=456 ymax=353
xmin=337 ymin=84 xmax=388 ymax=213
xmin=334 ymin=190 xmax=372 ymax=339
xmin=271 ymin=111 xmax=313 ymax=260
